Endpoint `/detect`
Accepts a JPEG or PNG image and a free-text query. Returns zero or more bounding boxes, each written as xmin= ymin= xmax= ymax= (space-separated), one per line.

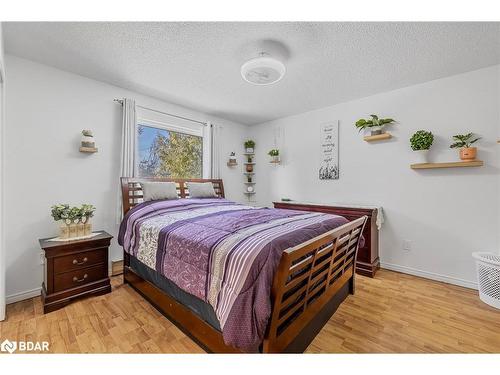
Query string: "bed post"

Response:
xmin=123 ymin=251 xmax=130 ymax=284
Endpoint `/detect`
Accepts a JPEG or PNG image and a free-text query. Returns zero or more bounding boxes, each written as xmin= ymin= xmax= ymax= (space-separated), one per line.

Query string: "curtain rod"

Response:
xmin=114 ymin=99 xmax=208 ymax=126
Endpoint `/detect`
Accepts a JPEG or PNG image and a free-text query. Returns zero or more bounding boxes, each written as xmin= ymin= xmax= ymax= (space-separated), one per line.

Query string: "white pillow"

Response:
xmin=186 ymin=182 xmax=217 ymax=198
xmin=140 ymin=182 xmax=179 ymax=201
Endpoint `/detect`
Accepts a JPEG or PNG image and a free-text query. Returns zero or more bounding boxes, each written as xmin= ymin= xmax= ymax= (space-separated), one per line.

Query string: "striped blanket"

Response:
xmin=118 ymin=198 xmax=348 ymax=351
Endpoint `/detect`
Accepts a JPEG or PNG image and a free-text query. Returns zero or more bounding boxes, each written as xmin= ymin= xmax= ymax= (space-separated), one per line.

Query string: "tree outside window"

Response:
xmin=138 ymin=124 xmax=203 ymax=178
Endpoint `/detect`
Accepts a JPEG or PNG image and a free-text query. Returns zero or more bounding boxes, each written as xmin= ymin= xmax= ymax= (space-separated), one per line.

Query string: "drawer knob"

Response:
xmin=72 ymin=257 xmax=88 ymax=265
xmin=73 ymin=274 xmax=88 ymax=283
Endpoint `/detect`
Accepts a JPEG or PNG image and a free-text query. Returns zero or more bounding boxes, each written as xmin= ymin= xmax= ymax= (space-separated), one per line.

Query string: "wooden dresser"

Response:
xmin=39 ymin=231 xmax=113 ymax=313
xmin=273 ymin=201 xmax=380 ymax=277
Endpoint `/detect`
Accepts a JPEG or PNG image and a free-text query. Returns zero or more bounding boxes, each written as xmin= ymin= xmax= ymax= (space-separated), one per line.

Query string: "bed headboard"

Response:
xmin=120 ymin=177 xmax=225 ymax=214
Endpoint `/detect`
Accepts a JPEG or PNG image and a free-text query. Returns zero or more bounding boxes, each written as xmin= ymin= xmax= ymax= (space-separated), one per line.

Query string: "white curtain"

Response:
xmin=117 ymin=98 xmax=137 ymax=223
xmin=210 ymin=123 xmax=221 ymax=179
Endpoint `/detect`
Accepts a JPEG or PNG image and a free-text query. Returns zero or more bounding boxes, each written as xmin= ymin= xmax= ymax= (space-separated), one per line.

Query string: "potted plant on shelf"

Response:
xmin=244 ymin=140 xmax=255 ymax=153
xmin=410 ymin=130 xmax=434 ymax=163
xmin=81 ymin=129 xmax=95 ymax=148
xmin=228 ymin=152 xmax=237 ymax=166
xmin=450 ymin=133 xmax=481 ymax=161
xmin=268 ymin=149 xmax=280 ymax=163
xmin=355 ymin=114 xmax=396 ymax=136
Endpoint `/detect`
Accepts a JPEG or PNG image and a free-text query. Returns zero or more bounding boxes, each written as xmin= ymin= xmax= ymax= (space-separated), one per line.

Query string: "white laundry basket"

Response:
xmin=473 ymin=252 xmax=500 ymax=309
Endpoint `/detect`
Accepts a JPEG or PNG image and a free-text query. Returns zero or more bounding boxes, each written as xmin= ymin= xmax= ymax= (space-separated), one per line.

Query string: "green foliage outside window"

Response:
xmin=138 ymin=125 xmax=203 ymax=178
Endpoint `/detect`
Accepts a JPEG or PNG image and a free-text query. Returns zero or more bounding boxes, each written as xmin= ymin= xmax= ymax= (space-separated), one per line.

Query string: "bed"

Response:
xmin=119 ymin=177 xmax=367 ymax=353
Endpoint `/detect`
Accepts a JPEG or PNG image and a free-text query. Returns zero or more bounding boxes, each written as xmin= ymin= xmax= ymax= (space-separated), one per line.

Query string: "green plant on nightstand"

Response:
xmin=410 ymin=130 xmax=434 ymax=164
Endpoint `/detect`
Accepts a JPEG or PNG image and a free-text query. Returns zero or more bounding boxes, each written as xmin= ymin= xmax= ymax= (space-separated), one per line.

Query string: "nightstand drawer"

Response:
xmin=54 ymin=264 xmax=107 ymax=292
xmin=54 ymin=248 xmax=106 ymax=274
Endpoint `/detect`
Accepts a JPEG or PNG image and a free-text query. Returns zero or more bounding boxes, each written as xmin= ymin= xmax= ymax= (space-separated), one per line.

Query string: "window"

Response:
xmin=138 ymin=124 xmax=203 ymax=178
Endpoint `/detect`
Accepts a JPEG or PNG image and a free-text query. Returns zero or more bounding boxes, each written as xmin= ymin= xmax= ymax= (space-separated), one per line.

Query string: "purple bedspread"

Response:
xmin=118 ymin=198 xmax=348 ymax=351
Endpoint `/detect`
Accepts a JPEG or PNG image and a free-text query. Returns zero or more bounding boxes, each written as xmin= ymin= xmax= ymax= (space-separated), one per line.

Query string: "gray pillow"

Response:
xmin=140 ymin=182 xmax=179 ymax=201
xmin=186 ymin=182 xmax=217 ymax=198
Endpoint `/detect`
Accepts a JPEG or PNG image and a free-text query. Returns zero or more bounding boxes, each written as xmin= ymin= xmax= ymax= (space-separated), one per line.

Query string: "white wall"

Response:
xmin=251 ymin=65 xmax=500 ymax=288
xmin=0 ymin=23 xmax=6 ymax=320
xmin=4 ymin=55 xmax=249 ymax=302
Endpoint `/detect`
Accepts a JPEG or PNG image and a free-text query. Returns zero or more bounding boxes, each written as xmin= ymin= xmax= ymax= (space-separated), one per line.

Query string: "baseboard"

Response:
xmin=6 ymin=287 xmax=41 ymax=304
xmin=111 ymin=260 xmax=124 ymax=276
xmin=380 ymin=262 xmax=478 ymax=290
xmin=5 ymin=262 xmax=477 ymax=305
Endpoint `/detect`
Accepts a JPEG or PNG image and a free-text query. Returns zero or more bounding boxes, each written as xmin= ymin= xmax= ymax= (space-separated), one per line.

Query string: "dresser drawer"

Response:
xmin=54 ymin=248 xmax=107 ymax=274
xmin=53 ymin=264 xmax=108 ymax=292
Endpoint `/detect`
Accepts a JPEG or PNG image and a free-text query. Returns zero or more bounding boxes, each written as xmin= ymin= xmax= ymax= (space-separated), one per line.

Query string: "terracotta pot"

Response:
xmin=246 ymin=164 xmax=253 ymax=173
xmin=460 ymin=147 xmax=477 ymax=161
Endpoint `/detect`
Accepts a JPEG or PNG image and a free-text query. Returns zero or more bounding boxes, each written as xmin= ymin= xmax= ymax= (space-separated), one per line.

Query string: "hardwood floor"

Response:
xmin=1 ymin=269 xmax=499 ymax=353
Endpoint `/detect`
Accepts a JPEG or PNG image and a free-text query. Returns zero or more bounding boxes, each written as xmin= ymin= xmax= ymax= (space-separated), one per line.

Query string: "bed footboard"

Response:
xmin=263 ymin=216 xmax=367 ymax=353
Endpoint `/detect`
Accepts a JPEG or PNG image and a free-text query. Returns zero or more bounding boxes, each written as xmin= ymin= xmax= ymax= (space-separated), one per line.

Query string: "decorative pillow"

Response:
xmin=186 ymin=182 xmax=217 ymax=198
xmin=140 ymin=182 xmax=179 ymax=201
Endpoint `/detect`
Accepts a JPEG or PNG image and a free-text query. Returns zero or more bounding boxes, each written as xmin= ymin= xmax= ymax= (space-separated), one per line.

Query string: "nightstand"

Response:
xmin=38 ymin=231 xmax=113 ymax=313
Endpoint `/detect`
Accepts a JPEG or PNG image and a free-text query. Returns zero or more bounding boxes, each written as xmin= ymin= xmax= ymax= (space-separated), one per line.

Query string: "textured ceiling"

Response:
xmin=4 ymin=22 xmax=500 ymax=125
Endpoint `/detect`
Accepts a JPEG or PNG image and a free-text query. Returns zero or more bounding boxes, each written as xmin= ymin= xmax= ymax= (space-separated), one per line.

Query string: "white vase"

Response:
xmin=414 ymin=150 xmax=429 ymax=164
xmin=81 ymin=134 xmax=95 ymax=148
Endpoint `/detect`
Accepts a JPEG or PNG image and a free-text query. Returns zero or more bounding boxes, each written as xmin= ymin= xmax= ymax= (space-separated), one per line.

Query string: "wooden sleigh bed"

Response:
xmin=121 ymin=177 xmax=367 ymax=353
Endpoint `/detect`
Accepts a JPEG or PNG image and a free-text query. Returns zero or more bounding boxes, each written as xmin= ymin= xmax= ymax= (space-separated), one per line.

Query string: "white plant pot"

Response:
xmin=246 ymin=147 xmax=254 ymax=154
xmin=370 ymin=126 xmax=383 ymax=136
xmin=414 ymin=150 xmax=429 ymax=164
xmin=81 ymin=135 xmax=95 ymax=148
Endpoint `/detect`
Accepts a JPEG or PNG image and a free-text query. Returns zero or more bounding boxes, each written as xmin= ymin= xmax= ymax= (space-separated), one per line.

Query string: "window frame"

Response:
xmin=136 ymin=116 xmax=209 ymax=179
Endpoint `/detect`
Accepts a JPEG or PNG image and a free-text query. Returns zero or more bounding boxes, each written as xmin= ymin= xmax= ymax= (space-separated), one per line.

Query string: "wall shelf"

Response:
xmin=363 ymin=133 xmax=392 ymax=142
xmin=410 ymin=160 xmax=484 ymax=169
xmin=244 ymin=192 xmax=256 ymax=195
xmin=79 ymin=147 xmax=98 ymax=153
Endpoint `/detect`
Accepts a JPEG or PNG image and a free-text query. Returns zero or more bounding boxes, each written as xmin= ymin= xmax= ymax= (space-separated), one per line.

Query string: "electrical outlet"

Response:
xmin=402 ymin=240 xmax=412 ymax=252
xmin=39 ymin=252 xmax=45 ymax=265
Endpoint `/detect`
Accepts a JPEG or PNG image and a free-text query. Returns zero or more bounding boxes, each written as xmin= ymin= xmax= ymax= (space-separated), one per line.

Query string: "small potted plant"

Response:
xmin=81 ymin=204 xmax=96 ymax=236
xmin=227 ymin=152 xmax=237 ymax=166
xmin=268 ymin=149 xmax=280 ymax=163
xmin=450 ymin=133 xmax=481 ymax=161
xmin=51 ymin=204 xmax=70 ymax=239
xmin=244 ymin=140 xmax=255 ymax=153
xmin=81 ymin=129 xmax=95 ymax=148
xmin=355 ymin=114 xmax=396 ymax=135
xmin=410 ymin=130 xmax=434 ymax=163
xmin=247 ymin=175 xmax=253 ymax=183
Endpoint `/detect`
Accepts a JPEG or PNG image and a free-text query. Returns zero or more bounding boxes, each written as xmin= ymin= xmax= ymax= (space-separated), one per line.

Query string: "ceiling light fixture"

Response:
xmin=241 ymin=53 xmax=286 ymax=85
